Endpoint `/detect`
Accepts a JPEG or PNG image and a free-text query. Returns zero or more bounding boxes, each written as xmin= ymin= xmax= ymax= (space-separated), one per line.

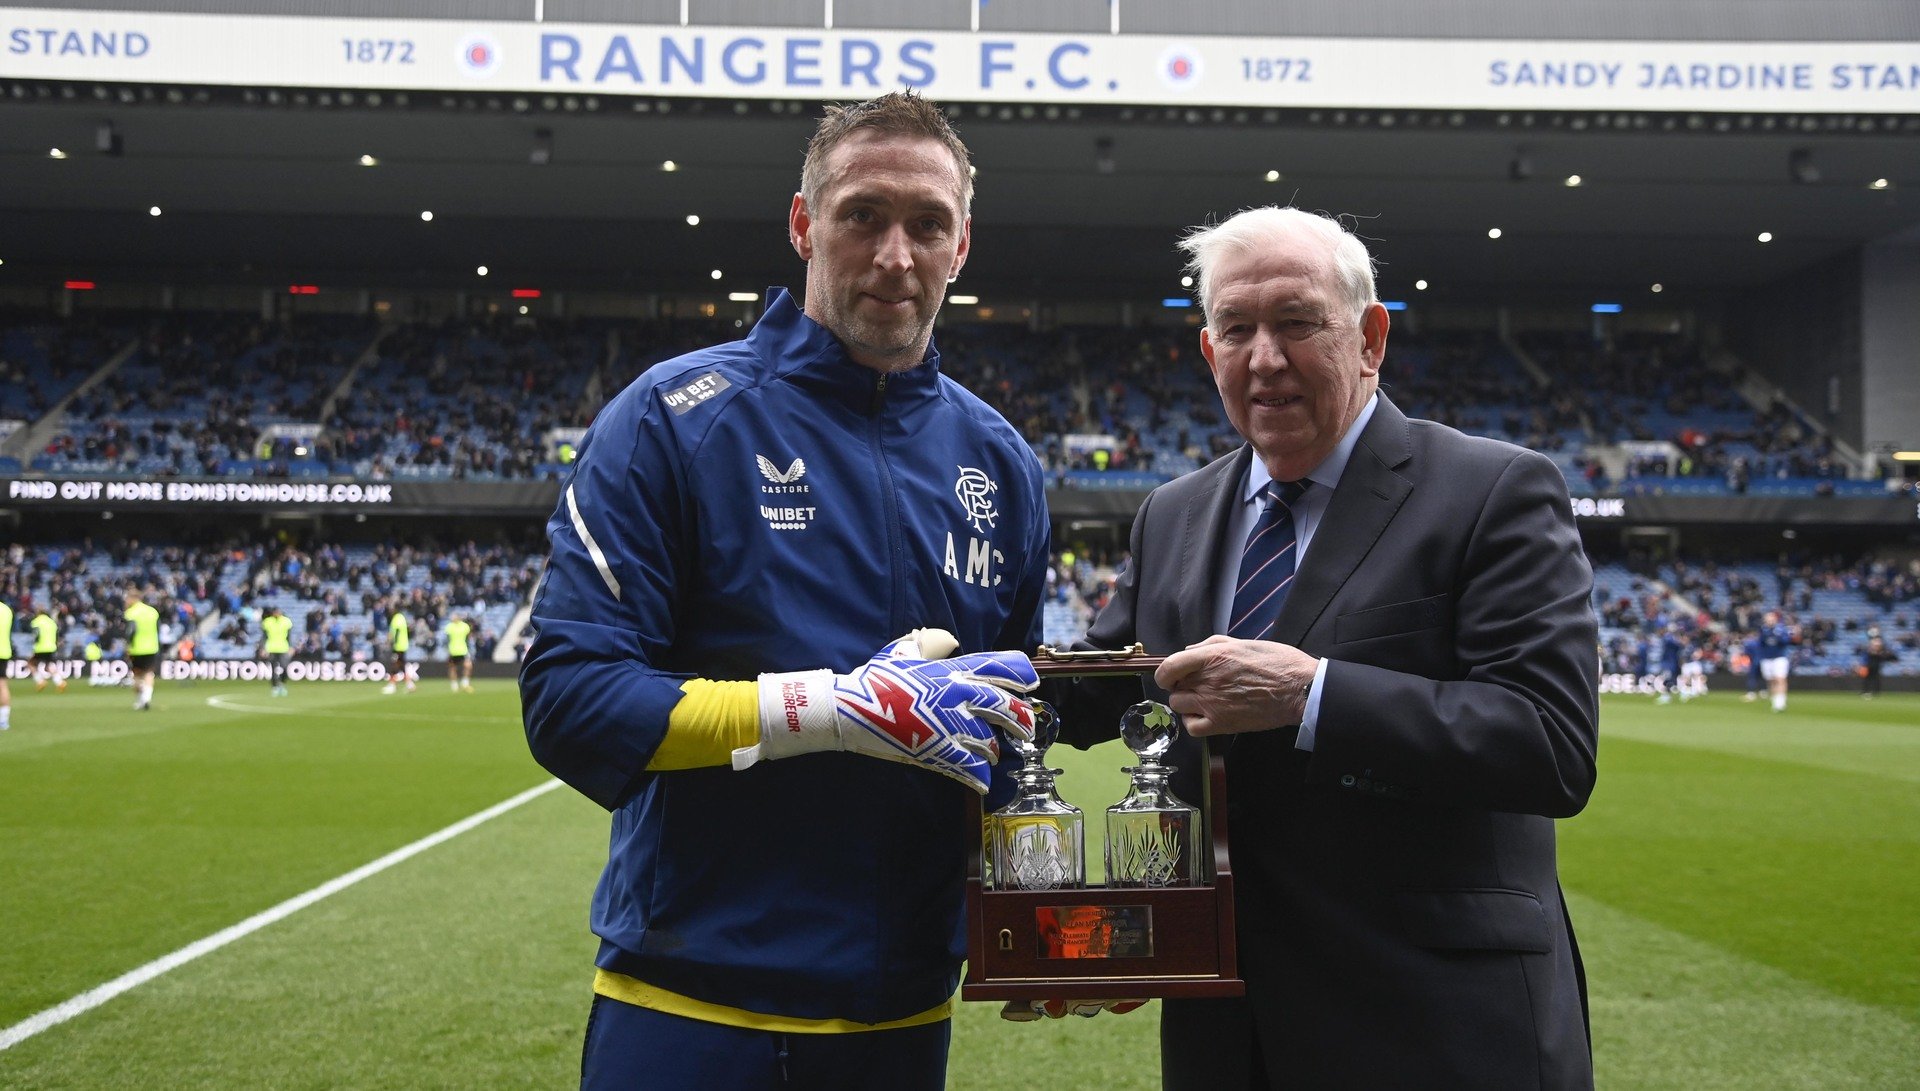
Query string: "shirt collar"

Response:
xmin=1244 ymin=391 xmax=1381 ymax=503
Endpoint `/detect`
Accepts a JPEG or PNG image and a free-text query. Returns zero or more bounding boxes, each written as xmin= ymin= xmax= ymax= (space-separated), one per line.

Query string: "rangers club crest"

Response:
xmin=954 ymin=466 xmax=999 ymax=534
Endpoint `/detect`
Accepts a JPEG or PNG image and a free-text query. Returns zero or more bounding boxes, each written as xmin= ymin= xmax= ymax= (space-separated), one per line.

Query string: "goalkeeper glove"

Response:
xmin=736 ymin=629 xmax=1038 ymax=794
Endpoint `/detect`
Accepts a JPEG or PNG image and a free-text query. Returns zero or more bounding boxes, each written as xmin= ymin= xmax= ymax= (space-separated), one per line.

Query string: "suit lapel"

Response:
xmin=1271 ymin=395 xmax=1415 ymax=646
xmin=1172 ymin=446 xmax=1251 ymax=648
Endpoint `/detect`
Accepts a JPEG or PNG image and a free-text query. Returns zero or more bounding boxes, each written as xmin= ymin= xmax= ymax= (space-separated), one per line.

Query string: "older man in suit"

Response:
xmin=1049 ymin=206 xmax=1599 ymax=1089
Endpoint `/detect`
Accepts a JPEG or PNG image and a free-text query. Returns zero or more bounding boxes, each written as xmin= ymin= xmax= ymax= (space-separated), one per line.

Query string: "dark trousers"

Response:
xmin=580 ymin=994 xmax=949 ymax=1091
xmin=1163 ymin=995 xmax=1271 ymax=1090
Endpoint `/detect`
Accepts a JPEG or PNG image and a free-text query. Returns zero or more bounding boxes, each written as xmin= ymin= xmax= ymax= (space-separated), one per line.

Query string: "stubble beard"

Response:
xmin=834 ymin=297 xmax=938 ymax=373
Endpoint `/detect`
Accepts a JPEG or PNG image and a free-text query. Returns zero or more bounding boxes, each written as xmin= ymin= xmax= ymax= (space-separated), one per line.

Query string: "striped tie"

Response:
xmin=1228 ymin=480 xmax=1310 ymax=640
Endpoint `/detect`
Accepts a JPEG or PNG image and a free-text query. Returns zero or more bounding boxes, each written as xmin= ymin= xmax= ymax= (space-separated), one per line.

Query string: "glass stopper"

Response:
xmin=1119 ymin=700 xmax=1177 ymax=763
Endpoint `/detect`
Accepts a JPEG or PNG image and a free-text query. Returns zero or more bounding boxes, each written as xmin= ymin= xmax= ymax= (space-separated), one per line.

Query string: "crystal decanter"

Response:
xmin=987 ymin=700 xmax=1085 ymax=891
xmin=1104 ymin=701 xmax=1201 ymax=887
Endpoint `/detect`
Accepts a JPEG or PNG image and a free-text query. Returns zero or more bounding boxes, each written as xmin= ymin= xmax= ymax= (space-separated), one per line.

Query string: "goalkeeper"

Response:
xmin=521 ymin=91 xmax=1050 ymax=1090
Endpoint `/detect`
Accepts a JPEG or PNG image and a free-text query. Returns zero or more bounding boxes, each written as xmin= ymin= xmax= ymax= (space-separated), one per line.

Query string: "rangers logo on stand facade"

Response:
xmin=457 ymin=35 xmax=501 ymax=78
xmin=1157 ymin=44 xmax=1205 ymax=90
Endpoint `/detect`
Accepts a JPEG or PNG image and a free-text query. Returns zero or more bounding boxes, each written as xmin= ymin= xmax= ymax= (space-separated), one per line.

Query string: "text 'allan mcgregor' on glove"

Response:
xmin=735 ymin=629 xmax=1039 ymax=794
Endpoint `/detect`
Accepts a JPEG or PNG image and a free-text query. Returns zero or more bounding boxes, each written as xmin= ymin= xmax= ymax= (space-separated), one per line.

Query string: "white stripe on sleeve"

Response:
xmin=565 ymin=483 xmax=622 ymax=602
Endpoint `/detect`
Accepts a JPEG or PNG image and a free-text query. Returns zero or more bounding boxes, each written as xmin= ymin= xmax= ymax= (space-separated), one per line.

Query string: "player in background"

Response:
xmin=0 ymin=596 xmax=13 ymax=730
xmin=1740 ymin=630 xmax=1764 ymax=702
xmin=1757 ymin=609 xmax=1795 ymax=713
xmin=30 ymin=606 xmax=65 ymax=692
xmin=259 ymin=606 xmax=294 ymax=697
xmin=444 ymin=614 xmax=474 ymax=692
xmin=123 ymin=588 xmax=161 ymax=711
xmin=381 ymin=603 xmax=414 ymax=695
xmin=1677 ymin=635 xmax=1708 ymax=701
xmin=1655 ymin=625 xmax=1685 ymax=704
xmin=1859 ymin=632 xmax=1896 ymax=699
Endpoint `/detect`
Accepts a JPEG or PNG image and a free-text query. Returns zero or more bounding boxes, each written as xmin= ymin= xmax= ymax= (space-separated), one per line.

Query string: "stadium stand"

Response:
xmin=7 ymin=312 xmax=1912 ymax=499
xmin=597 ymin=317 xmax=744 ymax=395
xmin=2 ymin=539 xmax=544 ymax=666
xmin=1521 ymin=330 xmax=1888 ymax=499
xmin=0 ymin=315 xmax=130 ymax=474
xmin=1590 ymin=551 xmax=1920 ymax=678
xmin=327 ymin=316 xmax=602 ymax=480
xmin=7 ymin=311 xmax=1918 ymax=684
xmin=31 ymin=315 xmax=370 ymax=477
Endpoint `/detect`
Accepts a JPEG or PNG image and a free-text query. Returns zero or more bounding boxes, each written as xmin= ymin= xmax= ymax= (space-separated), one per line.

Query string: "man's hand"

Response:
xmin=740 ymin=629 xmax=1038 ymax=793
xmin=1156 ymin=634 xmax=1318 ymax=736
xmin=999 ymin=999 xmax=1147 ymax=1021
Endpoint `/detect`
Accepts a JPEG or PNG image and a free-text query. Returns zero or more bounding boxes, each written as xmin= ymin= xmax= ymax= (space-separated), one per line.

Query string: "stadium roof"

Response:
xmin=2 ymin=96 xmax=1917 ymax=305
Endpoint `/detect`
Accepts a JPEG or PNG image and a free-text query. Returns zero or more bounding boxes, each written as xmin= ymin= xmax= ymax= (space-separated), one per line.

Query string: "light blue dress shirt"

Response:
xmin=1210 ymin=392 xmax=1380 ymax=751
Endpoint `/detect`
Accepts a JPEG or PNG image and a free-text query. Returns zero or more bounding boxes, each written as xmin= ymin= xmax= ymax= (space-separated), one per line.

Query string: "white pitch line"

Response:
xmin=203 ymin=693 xmax=489 ymax=724
xmin=205 ymin=693 xmax=304 ymax=715
xmin=0 ymin=778 xmax=564 ymax=1053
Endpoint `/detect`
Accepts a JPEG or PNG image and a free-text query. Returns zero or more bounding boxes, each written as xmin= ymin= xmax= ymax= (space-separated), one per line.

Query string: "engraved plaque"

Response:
xmin=1035 ymin=904 xmax=1154 ymax=959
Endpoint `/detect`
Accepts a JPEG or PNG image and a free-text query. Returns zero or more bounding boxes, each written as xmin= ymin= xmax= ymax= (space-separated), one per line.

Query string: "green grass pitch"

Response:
xmin=1 ymin=681 xmax=1915 ymax=1088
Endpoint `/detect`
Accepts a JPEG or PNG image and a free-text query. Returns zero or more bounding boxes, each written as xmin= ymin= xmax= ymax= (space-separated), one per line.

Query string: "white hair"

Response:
xmin=1177 ymin=206 xmax=1377 ymax=328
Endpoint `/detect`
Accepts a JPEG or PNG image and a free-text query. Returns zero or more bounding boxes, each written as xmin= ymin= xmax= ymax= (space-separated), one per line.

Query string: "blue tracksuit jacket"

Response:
xmin=521 ymin=289 xmax=1049 ymax=1025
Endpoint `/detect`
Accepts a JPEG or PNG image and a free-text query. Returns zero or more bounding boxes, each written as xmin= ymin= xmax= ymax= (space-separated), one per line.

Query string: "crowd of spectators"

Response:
xmin=0 ymin=315 xmax=125 ymax=423
xmin=1 ymin=539 xmax=217 ymax=658
xmin=1526 ymin=332 xmax=1733 ymax=441
xmin=3 ymin=537 xmax=546 ymax=664
xmin=8 ymin=311 xmax=1918 ymax=498
xmin=201 ymin=539 xmax=542 ymax=659
xmin=1616 ymin=400 xmax=1851 ymax=492
xmin=1595 ymin=547 xmax=1920 ymax=678
xmin=1387 ymin=331 xmax=1584 ymax=453
xmin=1523 ymin=330 xmax=1871 ymax=495
xmin=940 ymin=324 xmax=1231 ymax=475
xmin=597 ymin=317 xmax=744 ymax=393
xmin=35 ymin=316 xmax=368 ymax=475
xmin=324 ymin=316 xmax=601 ymax=480
xmin=9 ymin=531 xmax=1915 ymax=680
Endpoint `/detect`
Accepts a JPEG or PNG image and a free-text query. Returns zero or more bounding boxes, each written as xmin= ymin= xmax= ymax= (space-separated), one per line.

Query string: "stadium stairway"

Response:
xmin=308 ymin=327 xmax=390 ymax=445
xmin=496 ymin=602 xmax=535 ymax=663
xmin=1 ymin=336 xmax=139 ymax=465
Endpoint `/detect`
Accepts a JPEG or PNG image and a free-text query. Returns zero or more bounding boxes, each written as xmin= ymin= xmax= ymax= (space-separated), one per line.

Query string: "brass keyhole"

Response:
xmin=998 ymin=928 xmax=1013 ymax=952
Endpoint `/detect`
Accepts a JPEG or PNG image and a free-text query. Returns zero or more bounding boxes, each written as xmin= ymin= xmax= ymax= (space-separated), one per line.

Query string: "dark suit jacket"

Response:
xmin=1052 ymin=394 xmax=1599 ymax=1090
